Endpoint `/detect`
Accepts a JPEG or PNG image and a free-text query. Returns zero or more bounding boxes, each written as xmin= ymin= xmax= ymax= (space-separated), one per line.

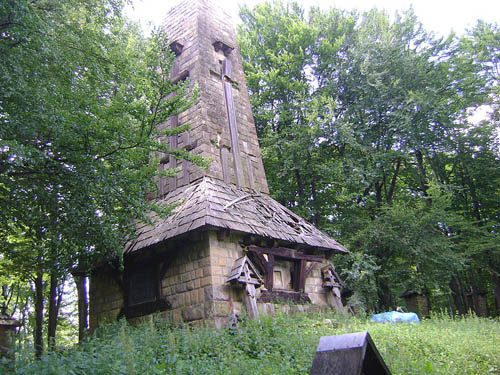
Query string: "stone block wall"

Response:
xmin=206 ymin=231 xmax=332 ymax=327
xmin=206 ymin=231 xmax=246 ymax=328
xmin=89 ymin=270 xmax=124 ymax=331
xmin=0 ymin=316 xmax=20 ymax=358
xmin=90 ymin=229 xmax=336 ymax=331
xmin=405 ymin=294 xmax=429 ymax=318
xmin=305 ymin=263 xmax=330 ymax=306
xmin=160 ymin=234 xmax=212 ymax=326
xmin=90 ymin=232 xmax=215 ymax=331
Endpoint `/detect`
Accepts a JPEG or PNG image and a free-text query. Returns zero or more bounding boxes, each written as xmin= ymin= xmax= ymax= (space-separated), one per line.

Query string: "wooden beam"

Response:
xmin=251 ymin=250 xmax=268 ymax=268
xmin=298 ymin=259 xmax=307 ymax=292
xmin=305 ymin=262 xmax=316 ymax=278
xmin=222 ymin=58 xmax=244 ymax=187
xmin=248 ymin=245 xmax=324 ymax=262
xmin=293 ymin=260 xmax=301 ymax=291
xmin=243 ymin=264 xmax=259 ymax=319
xmin=248 ymin=251 xmax=273 ymax=290
xmin=266 ymin=254 xmax=274 ymax=291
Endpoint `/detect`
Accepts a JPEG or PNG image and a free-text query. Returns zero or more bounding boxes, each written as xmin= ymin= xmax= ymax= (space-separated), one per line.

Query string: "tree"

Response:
xmin=457 ymin=22 xmax=500 ymax=313
xmin=1 ymin=0 xmax=203 ymax=355
xmin=238 ymin=1 xmax=498 ymax=313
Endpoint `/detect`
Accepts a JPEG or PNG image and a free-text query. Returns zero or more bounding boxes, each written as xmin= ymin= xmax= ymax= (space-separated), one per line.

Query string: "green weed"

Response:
xmin=2 ymin=312 xmax=499 ymax=374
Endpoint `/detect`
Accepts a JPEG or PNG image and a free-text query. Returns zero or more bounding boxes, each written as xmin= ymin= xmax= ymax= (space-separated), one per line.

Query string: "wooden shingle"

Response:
xmin=125 ymin=177 xmax=348 ymax=254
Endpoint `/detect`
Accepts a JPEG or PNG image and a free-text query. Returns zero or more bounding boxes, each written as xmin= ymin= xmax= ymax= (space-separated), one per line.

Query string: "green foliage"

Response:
xmin=238 ymin=1 xmax=500 ymax=313
xmin=3 ymin=313 xmax=499 ymax=374
xmin=0 ymin=0 xmax=200 ymax=264
xmin=0 ymin=0 xmax=210 ymax=269
xmin=0 ymin=0 xmax=208 ymax=354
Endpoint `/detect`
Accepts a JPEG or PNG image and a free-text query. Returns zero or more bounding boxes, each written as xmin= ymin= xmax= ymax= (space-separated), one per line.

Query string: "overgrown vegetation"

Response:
xmin=2 ymin=312 xmax=499 ymax=374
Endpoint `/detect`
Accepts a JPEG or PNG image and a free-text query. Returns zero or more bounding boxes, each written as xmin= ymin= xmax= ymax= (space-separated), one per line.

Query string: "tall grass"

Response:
xmin=3 ymin=312 xmax=499 ymax=374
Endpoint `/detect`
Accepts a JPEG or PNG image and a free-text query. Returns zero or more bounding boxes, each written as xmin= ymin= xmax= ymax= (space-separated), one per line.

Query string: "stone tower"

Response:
xmin=89 ymin=0 xmax=347 ymax=330
xmin=154 ymin=0 xmax=269 ymax=197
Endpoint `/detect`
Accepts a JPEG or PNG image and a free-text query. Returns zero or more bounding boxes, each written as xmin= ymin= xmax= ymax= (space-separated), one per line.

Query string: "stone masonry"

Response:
xmin=90 ymin=229 xmax=334 ymax=330
xmin=156 ymin=0 xmax=269 ymax=195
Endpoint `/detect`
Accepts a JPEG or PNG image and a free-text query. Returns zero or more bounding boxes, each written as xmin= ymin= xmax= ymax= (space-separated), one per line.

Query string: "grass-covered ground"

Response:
xmin=4 ymin=312 xmax=500 ymax=374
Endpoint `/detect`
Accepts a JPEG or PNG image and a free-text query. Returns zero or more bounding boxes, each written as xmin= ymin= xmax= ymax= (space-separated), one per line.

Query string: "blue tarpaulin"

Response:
xmin=371 ymin=311 xmax=420 ymax=323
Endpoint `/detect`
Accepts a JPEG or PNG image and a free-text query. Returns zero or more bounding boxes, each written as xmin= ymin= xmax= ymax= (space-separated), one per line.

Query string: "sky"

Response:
xmin=126 ymin=0 xmax=499 ymax=37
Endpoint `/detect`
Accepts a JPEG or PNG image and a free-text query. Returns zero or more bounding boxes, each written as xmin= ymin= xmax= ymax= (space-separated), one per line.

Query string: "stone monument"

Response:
xmin=89 ymin=0 xmax=348 ymax=330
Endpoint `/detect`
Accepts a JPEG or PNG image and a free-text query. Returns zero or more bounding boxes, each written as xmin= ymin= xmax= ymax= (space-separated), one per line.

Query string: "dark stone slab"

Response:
xmin=309 ymin=332 xmax=391 ymax=375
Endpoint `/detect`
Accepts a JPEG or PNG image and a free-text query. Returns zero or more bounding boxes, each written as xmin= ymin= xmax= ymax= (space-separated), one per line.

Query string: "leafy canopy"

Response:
xmin=0 ymin=0 xmax=203 ymax=273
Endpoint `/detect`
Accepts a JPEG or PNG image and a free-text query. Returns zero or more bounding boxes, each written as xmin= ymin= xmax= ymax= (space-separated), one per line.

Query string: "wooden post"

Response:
xmin=226 ymin=256 xmax=264 ymax=319
xmin=74 ymin=273 xmax=89 ymax=342
xmin=244 ymin=283 xmax=259 ymax=319
xmin=241 ymin=263 xmax=259 ymax=319
xmin=265 ymin=254 xmax=274 ymax=291
xmin=321 ymin=265 xmax=345 ymax=313
xmin=326 ymin=287 xmax=344 ymax=313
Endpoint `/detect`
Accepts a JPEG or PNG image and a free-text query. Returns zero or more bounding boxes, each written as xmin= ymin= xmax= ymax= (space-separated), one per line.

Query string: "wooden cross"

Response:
xmin=226 ymin=256 xmax=264 ymax=319
xmin=321 ymin=265 xmax=345 ymax=313
xmin=221 ymin=57 xmax=244 ymax=187
xmin=212 ymin=40 xmax=245 ymax=188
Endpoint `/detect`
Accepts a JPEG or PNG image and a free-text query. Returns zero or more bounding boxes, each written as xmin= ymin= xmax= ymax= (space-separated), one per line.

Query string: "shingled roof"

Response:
xmin=125 ymin=177 xmax=348 ymax=254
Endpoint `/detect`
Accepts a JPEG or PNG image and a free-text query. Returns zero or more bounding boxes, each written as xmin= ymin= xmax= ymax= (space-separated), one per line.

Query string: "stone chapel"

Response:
xmin=89 ymin=0 xmax=348 ymax=330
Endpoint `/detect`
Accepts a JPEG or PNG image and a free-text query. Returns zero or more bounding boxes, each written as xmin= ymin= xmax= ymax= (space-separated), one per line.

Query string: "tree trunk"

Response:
xmin=74 ymin=274 xmax=89 ymax=342
xmin=47 ymin=273 xmax=59 ymax=350
xmin=492 ymin=273 xmax=500 ymax=315
xmin=415 ymin=149 xmax=432 ymax=208
xmin=449 ymin=277 xmax=467 ymax=315
xmin=374 ymin=180 xmax=383 ymax=208
xmin=310 ymin=178 xmax=319 ymax=226
xmin=387 ymin=158 xmax=401 ymax=203
xmin=20 ymin=294 xmax=29 ymax=330
xmin=1 ymin=285 xmax=9 ymax=315
xmin=377 ymin=278 xmax=393 ymax=311
xmin=34 ymin=271 xmax=44 ymax=359
xmin=470 ymin=285 xmax=486 ymax=316
xmin=357 ymin=183 xmax=373 ymax=204
xmin=294 ymin=169 xmax=304 ymax=201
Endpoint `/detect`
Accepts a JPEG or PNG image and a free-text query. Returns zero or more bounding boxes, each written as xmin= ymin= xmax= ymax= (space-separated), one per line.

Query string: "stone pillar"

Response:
xmin=161 ymin=0 xmax=270 ymax=195
xmin=402 ymin=291 xmax=429 ymax=318
xmin=466 ymin=288 xmax=489 ymax=317
xmin=0 ymin=315 xmax=20 ymax=359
